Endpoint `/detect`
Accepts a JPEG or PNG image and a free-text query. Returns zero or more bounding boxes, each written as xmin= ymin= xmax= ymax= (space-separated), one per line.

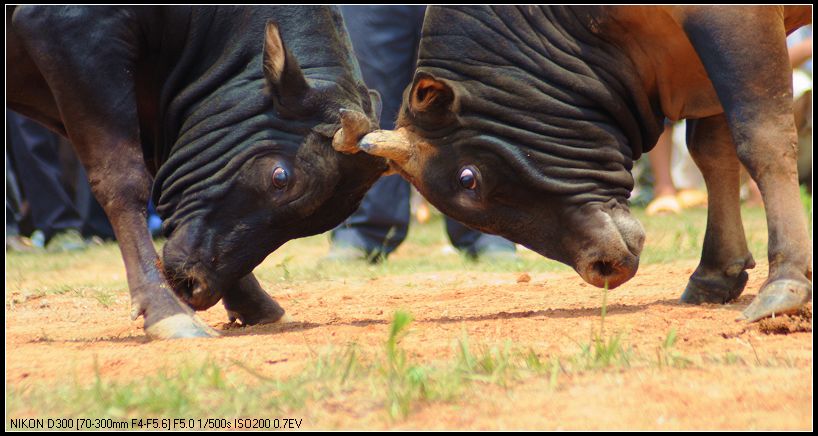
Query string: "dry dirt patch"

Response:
xmin=5 ymin=253 xmax=813 ymax=429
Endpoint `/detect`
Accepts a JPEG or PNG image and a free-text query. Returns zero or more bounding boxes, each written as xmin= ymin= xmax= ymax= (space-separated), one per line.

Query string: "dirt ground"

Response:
xmin=6 ymin=249 xmax=812 ymax=430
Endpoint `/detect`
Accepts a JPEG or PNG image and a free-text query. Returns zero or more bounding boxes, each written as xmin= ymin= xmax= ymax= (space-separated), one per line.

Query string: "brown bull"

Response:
xmin=345 ymin=6 xmax=813 ymax=321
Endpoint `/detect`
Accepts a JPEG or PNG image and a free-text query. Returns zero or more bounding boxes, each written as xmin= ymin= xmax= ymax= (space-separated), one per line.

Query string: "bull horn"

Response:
xmin=357 ymin=128 xmax=413 ymax=165
xmin=332 ymin=109 xmax=373 ymax=154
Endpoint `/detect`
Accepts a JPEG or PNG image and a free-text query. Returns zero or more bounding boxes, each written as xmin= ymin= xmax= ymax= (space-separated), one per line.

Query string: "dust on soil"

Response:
xmin=759 ymin=303 xmax=813 ymax=335
xmin=6 ymin=255 xmax=813 ymax=430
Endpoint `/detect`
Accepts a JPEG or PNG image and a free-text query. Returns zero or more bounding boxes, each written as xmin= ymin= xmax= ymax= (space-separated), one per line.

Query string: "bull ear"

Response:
xmin=409 ymin=73 xmax=456 ymax=116
xmin=263 ymin=22 xmax=310 ymax=104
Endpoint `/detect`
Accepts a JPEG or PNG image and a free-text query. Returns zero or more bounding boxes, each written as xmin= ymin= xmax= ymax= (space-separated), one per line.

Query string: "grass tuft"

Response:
xmin=655 ymin=328 xmax=694 ymax=369
xmin=573 ymin=281 xmax=632 ymax=370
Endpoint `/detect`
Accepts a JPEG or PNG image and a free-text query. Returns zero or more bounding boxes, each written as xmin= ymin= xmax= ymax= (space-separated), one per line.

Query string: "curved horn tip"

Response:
xmin=339 ymin=108 xmax=371 ymax=127
xmin=333 ymin=109 xmax=375 ymax=154
xmin=332 ymin=129 xmax=359 ymax=154
xmin=357 ymin=129 xmax=412 ymax=165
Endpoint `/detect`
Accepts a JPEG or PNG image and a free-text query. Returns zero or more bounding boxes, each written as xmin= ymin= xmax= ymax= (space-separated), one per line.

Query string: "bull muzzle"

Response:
xmin=574 ymin=207 xmax=645 ymax=289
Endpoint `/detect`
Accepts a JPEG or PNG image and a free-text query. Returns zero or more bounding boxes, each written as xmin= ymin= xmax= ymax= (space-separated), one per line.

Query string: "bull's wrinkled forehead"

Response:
xmin=415 ymin=6 xmax=663 ymax=156
xmin=390 ymin=8 xmax=669 ymax=203
xmin=389 ymin=80 xmax=639 ymax=208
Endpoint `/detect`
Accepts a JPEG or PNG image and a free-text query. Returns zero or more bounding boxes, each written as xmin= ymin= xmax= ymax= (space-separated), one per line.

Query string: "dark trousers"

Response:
xmin=331 ymin=6 xmax=515 ymax=257
xmin=6 ymin=111 xmax=114 ymax=241
xmin=6 ymin=154 xmax=23 ymax=236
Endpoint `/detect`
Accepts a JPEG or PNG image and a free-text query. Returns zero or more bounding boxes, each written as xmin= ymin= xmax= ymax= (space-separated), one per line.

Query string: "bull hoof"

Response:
xmin=226 ymin=305 xmax=287 ymax=326
xmin=681 ymin=270 xmax=748 ymax=304
xmin=221 ymin=274 xmax=287 ymax=327
xmin=741 ymin=278 xmax=812 ymax=322
xmin=145 ymin=313 xmax=219 ymax=339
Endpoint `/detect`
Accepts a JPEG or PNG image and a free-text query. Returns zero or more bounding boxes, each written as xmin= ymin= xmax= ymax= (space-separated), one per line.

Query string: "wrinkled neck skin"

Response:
xmin=411 ymin=6 xmax=666 ymax=206
xmin=148 ymin=6 xmax=371 ymax=235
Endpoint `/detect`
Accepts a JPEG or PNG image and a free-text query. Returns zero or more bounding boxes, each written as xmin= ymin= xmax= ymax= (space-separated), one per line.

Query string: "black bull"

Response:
xmin=6 ymin=5 xmax=388 ymax=339
xmin=350 ymin=5 xmax=813 ymax=321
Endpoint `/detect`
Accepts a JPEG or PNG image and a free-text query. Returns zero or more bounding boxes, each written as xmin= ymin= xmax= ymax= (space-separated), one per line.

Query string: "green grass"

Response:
xmin=570 ymin=284 xmax=633 ymax=371
xmin=7 ymin=194 xmax=811 ymax=301
xmin=655 ymin=329 xmax=694 ymax=369
xmin=8 ymin=300 xmax=806 ymax=425
xmin=5 ymin=311 xmax=545 ymax=422
xmin=5 ymin=242 xmax=126 ymax=306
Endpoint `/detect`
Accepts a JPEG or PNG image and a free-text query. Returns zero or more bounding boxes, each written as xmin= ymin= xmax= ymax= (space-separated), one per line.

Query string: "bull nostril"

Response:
xmin=592 ymin=261 xmax=616 ymax=277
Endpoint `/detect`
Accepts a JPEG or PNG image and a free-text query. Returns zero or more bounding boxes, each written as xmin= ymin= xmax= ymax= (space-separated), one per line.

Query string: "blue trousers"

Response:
xmin=331 ymin=6 xmax=515 ymax=257
xmin=6 ymin=153 xmax=23 ymax=236
xmin=6 ymin=111 xmax=114 ymax=240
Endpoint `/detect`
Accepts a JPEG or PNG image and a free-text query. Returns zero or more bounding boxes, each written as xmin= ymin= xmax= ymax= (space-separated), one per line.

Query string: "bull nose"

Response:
xmin=574 ymin=206 xmax=644 ymax=288
xmin=582 ymin=258 xmax=639 ymax=289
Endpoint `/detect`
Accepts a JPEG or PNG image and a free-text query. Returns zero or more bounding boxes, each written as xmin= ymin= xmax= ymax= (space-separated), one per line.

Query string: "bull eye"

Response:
xmin=271 ymin=166 xmax=289 ymax=189
xmin=458 ymin=167 xmax=477 ymax=190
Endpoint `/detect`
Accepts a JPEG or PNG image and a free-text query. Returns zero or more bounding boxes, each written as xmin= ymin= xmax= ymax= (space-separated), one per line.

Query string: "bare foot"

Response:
xmin=646 ymin=194 xmax=681 ymax=216
xmin=676 ymin=189 xmax=708 ymax=209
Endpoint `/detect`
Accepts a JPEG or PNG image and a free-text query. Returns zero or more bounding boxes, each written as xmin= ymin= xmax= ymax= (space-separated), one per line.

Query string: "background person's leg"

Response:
xmin=331 ymin=175 xmax=411 ymax=260
xmin=334 ymin=6 xmax=517 ymax=262
xmin=5 ymin=153 xmax=36 ymax=252
xmin=445 ymin=218 xmax=516 ymax=260
xmin=670 ymin=120 xmax=708 ymax=209
xmin=6 ymin=153 xmax=24 ymax=233
xmin=339 ymin=5 xmax=426 ymax=132
xmin=328 ymin=6 xmax=427 ymax=261
xmin=6 ymin=111 xmax=86 ymax=250
xmin=646 ymin=123 xmax=681 ymax=216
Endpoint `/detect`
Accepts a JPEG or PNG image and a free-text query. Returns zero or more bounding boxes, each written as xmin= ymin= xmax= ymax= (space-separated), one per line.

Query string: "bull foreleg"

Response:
xmin=92 ymin=160 xmax=218 ymax=339
xmin=681 ymin=115 xmax=755 ymax=304
xmin=11 ymin=6 xmax=216 ymax=338
xmin=681 ymin=6 xmax=812 ymax=321
xmin=222 ymin=274 xmax=287 ymax=325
